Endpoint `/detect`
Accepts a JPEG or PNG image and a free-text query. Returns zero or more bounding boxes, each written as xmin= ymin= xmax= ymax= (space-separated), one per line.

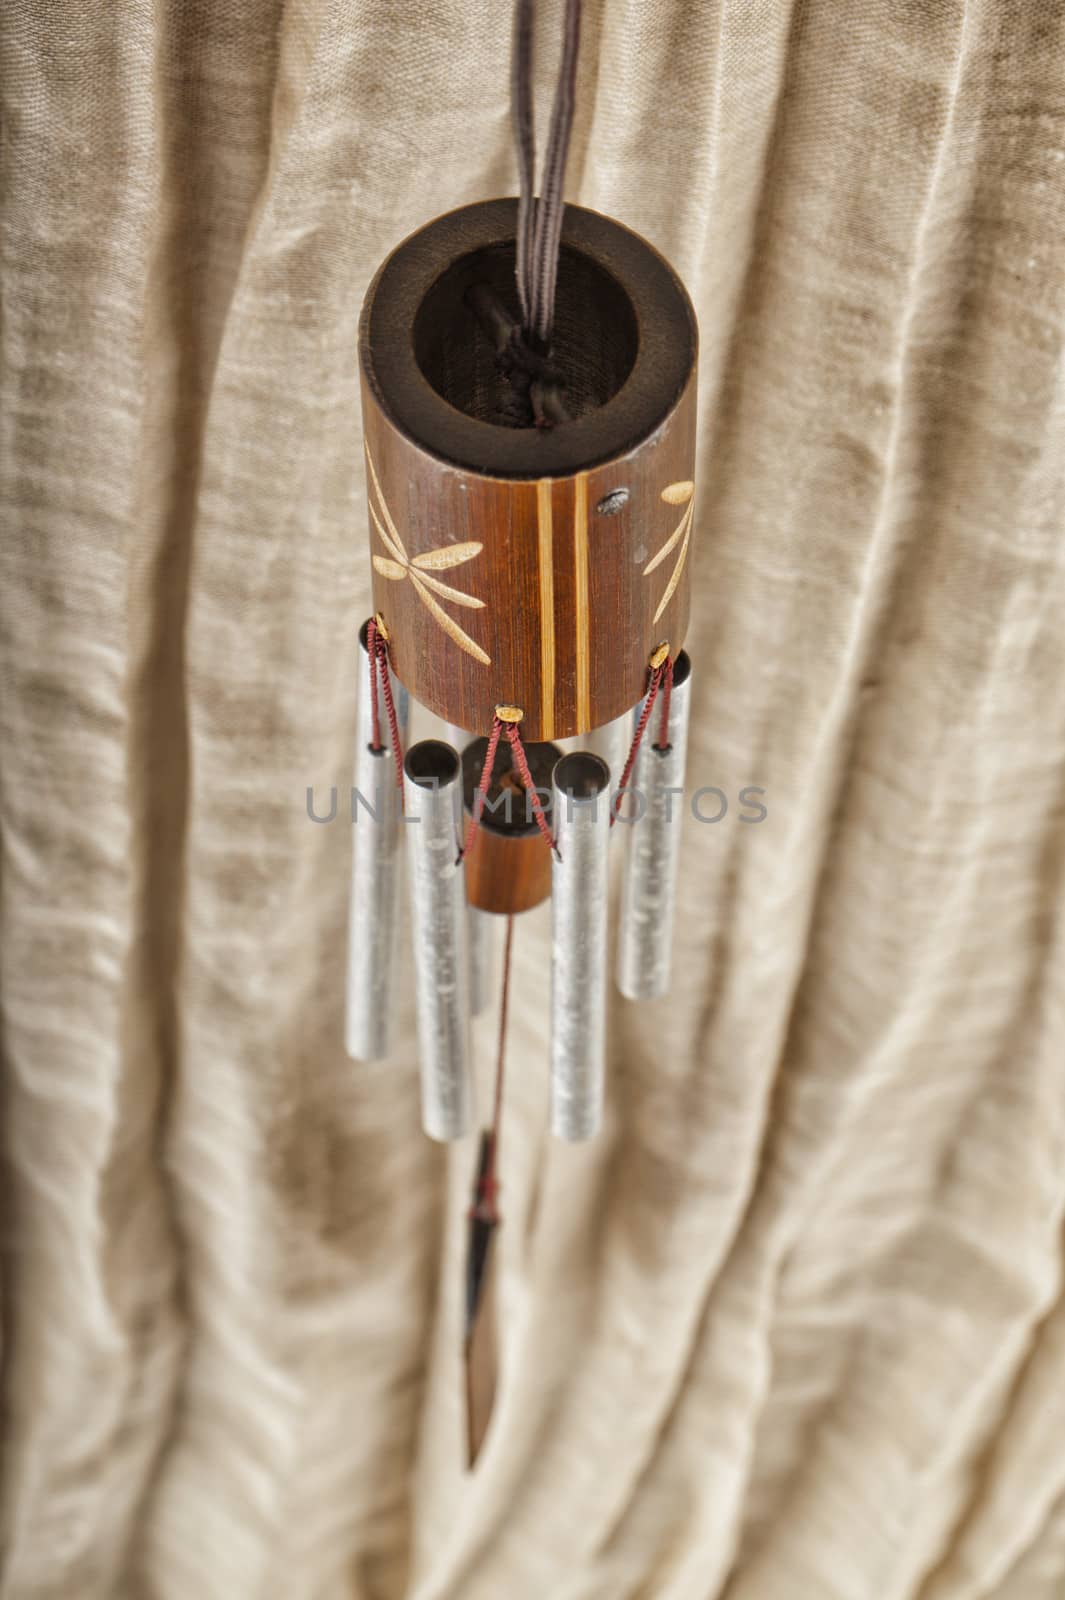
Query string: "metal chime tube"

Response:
xmin=443 ymin=722 xmax=495 ymax=1018
xmin=468 ymin=908 xmax=494 ymax=1017
xmin=584 ymin=711 xmax=632 ymax=803
xmin=551 ymin=752 xmax=611 ymax=1140
xmin=345 ymin=623 xmax=410 ymax=1061
xmin=404 ymin=740 xmax=473 ymax=1140
xmin=617 ymin=652 xmax=692 ymax=1000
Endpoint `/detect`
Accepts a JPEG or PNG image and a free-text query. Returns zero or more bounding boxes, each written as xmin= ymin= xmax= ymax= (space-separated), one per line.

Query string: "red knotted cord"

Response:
xmin=460 ymin=716 xmax=504 ymax=862
xmin=381 ymin=678 xmax=404 ymax=788
xmin=654 ymin=655 xmax=675 ymax=751
xmin=365 ymin=617 xmax=405 ymax=790
xmin=612 ymin=660 xmax=666 ymax=825
xmin=459 ymin=714 xmax=558 ymax=860
xmin=505 ymin=723 xmax=557 ymax=856
xmin=366 ymin=618 xmax=383 ymax=752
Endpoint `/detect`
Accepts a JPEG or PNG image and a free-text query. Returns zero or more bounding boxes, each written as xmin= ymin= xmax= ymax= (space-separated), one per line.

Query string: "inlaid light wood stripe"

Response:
xmin=536 ymin=479 xmax=556 ymax=740
xmin=573 ymin=472 xmax=590 ymax=729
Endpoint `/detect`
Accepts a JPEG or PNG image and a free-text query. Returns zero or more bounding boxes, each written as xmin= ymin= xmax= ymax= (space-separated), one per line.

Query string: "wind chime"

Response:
xmin=345 ymin=0 xmax=696 ymax=1466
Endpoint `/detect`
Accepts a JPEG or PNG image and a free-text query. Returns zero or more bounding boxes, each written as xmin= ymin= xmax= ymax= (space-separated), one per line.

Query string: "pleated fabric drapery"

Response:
xmin=2 ymin=2 xmax=1064 ymax=1597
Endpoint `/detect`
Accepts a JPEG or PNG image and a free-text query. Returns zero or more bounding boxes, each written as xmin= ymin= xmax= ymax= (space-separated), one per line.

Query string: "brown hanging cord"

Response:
xmin=467 ymin=0 xmax=583 ymax=429
xmin=511 ymin=0 xmax=536 ymax=332
xmin=365 ymin=616 xmax=405 ymax=789
xmin=513 ymin=0 xmax=583 ymax=349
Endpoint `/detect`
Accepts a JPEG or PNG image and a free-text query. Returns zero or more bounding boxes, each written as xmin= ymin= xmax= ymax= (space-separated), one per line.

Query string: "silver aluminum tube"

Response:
xmin=584 ymin=711 xmax=630 ymax=805
xmin=551 ymin=752 xmax=611 ymax=1141
xmin=345 ymin=623 xmax=410 ymax=1061
xmin=468 ymin=907 xmax=495 ymax=1017
xmin=616 ymin=652 xmax=692 ymax=1001
xmin=442 ymin=725 xmax=494 ymax=1017
xmin=404 ymin=740 xmax=473 ymax=1140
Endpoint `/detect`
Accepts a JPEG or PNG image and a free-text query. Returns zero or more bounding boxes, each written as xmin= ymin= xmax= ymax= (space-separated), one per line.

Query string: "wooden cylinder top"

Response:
xmin=359 ymin=198 xmax=698 ymax=741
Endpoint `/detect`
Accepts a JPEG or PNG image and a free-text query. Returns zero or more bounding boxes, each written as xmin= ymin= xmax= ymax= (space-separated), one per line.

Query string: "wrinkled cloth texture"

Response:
xmin=2 ymin=1 xmax=1065 ymax=1597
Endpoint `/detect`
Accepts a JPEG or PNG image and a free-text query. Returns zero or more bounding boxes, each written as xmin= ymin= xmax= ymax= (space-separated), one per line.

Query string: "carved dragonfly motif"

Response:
xmin=644 ymin=479 xmax=694 ymax=625
xmin=366 ymin=446 xmax=491 ymax=666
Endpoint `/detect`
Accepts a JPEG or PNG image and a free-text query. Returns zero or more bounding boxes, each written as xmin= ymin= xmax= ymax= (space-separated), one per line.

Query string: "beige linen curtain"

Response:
xmin=2 ymin=2 xmax=1065 ymax=1596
